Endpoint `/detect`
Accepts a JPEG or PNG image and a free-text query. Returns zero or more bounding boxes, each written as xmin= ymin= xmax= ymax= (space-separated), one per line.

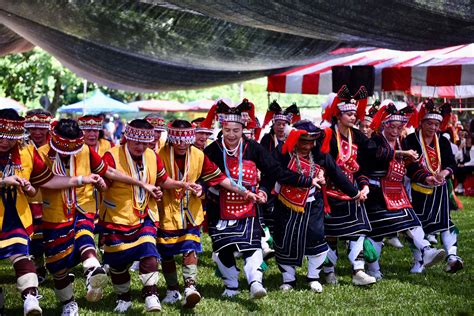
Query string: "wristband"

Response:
xmin=77 ymin=175 xmax=83 ymax=186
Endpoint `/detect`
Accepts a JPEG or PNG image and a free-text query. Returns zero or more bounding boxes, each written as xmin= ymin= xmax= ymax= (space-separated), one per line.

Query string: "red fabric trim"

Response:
xmin=267 ymin=75 xmax=287 ymax=93
xmin=302 ymin=73 xmax=319 ymax=94
xmin=382 ymin=67 xmax=412 ymax=91
xmin=427 ymin=65 xmax=461 ymax=86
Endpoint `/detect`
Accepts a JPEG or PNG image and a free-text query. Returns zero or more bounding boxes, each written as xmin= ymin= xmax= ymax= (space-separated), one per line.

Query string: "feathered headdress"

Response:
xmin=417 ymin=98 xmax=452 ymax=131
xmin=370 ymin=100 xmax=417 ymax=131
xmin=282 ymin=120 xmax=332 ymax=155
xmin=201 ymin=98 xmax=257 ymax=129
xmin=364 ymin=100 xmax=380 ymax=124
xmin=262 ymin=101 xmax=301 ymax=129
xmin=322 ymin=85 xmax=368 ymax=123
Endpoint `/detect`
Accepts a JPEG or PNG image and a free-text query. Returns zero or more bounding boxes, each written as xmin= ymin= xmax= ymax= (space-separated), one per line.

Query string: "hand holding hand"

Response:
xmin=256 ymin=191 xmax=267 ymax=204
xmin=425 ymin=175 xmax=443 ymax=187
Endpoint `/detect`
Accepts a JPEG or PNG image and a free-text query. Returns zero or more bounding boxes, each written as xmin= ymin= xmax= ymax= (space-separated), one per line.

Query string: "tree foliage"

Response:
xmin=0 ymin=48 xmax=324 ymax=116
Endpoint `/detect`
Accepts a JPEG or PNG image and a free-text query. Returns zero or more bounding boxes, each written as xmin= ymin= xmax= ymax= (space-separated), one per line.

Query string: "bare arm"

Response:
xmin=40 ymin=174 xmax=99 ymax=190
xmin=160 ymin=177 xmax=186 ymax=190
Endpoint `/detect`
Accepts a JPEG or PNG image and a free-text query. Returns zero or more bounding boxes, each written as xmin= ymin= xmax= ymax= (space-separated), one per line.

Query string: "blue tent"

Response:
xmin=57 ymin=90 xmax=138 ymax=114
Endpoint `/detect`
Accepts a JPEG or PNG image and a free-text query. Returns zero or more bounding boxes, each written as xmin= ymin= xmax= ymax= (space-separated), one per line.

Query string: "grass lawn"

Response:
xmin=1 ymin=197 xmax=473 ymax=315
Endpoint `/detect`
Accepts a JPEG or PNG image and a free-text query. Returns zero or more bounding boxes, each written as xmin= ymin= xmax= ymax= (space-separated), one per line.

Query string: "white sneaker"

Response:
xmin=387 ymin=237 xmax=404 ymax=249
xmin=367 ymin=270 xmax=383 ymax=281
xmin=423 ymin=247 xmax=445 ymax=268
xmin=445 ymin=255 xmax=464 ymax=273
xmin=308 ymin=280 xmax=323 ymax=293
xmin=410 ymin=261 xmax=425 ymax=274
xmin=129 ymin=261 xmax=140 ymax=272
xmin=162 ymin=290 xmax=182 ymax=304
xmin=61 ymin=301 xmax=78 ymax=316
xmin=114 ymin=300 xmax=132 ymax=313
xmin=249 ymin=282 xmax=267 ymax=299
xmin=352 ymin=270 xmax=377 ymax=286
xmin=85 ymin=266 xmax=108 ymax=302
xmin=145 ymin=294 xmax=161 ymax=312
xmin=324 ymin=272 xmax=338 ymax=285
xmin=222 ymin=288 xmax=240 ymax=298
xmin=183 ymin=286 xmax=201 ymax=309
xmin=23 ymin=294 xmax=42 ymax=316
xmin=279 ymin=284 xmax=293 ymax=292
xmin=454 ymin=184 xmax=464 ymax=194
xmin=427 ymin=234 xmax=438 ymax=244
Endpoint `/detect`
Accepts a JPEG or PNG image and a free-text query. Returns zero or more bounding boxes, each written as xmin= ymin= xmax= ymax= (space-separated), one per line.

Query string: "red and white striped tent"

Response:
xmin=267 ymin=44 xmax=474 ymax=99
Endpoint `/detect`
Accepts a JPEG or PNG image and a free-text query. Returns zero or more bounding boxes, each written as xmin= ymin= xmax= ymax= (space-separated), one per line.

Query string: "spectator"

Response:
xmin=454 ymin=135 xmax=474 ymax=194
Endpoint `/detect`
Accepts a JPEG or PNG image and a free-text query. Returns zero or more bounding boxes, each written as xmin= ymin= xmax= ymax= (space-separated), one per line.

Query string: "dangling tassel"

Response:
xmin=320 ymin=127 xmax=332 ymax=154
xmin=322 ymin=186 xmax=331 ymax=214
xmin=356 ymin=98 xmax=368 ymax=122
xmin=408 ymin=105 xmax=419 ymax=128
xmin=278 ymin=194 xmax=305 ymax=213
xmin=322 ymin=96 xmax=340 ymax=122
xmin=369 ymin=105 xmax=388 ymax=131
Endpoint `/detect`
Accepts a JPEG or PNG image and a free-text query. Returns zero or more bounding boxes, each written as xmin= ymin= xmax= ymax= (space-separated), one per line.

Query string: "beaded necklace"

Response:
xmin=52 ymin=153 xmax=76 ymax=217
xmin=336 ymin=125 xmax=352 ymax=163
xmin=170 ymin=146 xmax=190 ymax=199
xmin=222 ymin=138 xmax=246 ymax=191
xmin=294 ymin=151 xmax=317 ymax=178
xmin=125 ymin=144 xmax=149 ymax=211
xmin=419 ymin=130 xmax=441 ymax=175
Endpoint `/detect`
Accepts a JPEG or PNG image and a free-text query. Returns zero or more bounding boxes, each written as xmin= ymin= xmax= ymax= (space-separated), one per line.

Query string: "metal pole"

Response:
xmin=83 ymin=79 xmax=88 ymax=115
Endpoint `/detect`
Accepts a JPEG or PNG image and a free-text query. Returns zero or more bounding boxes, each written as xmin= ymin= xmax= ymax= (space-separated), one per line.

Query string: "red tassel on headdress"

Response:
xmin=408 ymin=105 xmax=419 ymax=128
xmin=320 ymin=127 xmax=332 ymax=154
xmin=369 ymin=105 xmax=388 ymax=131
xmin=245 ymin=100 xmax=257 ymax=129
xmin=200 ymin=103 xmax=217 ymax=129
xmin=440 ymin=114 xmax=450 ymax=131
xmin=322 ymin=96 xmax=340 ymax=122
xmin=282 ymin=129 xmax=307 ymax=154
xmin=356 ymin=98 xmax=368 ymax=122
xmin=254 ymin=128 xmax=262 ymax=141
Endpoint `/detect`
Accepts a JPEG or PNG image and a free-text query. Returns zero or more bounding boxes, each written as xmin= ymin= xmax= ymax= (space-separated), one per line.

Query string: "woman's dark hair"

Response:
xmin=171 ymin=119 xmax=192 ymax=128
xmin=129 ymin=119 xmax=153 ymax=129
xmin=0 ymin=108 xmax=22 ymax=120
xmin=54 ymin=119 xmax=82 ymax=139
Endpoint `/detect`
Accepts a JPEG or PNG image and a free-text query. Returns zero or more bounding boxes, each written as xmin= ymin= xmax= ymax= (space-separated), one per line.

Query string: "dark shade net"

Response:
xmin=165 ymin=0 xmax=474 ymax=50
xmin=0 ymin=0 xmax=472 ymax=92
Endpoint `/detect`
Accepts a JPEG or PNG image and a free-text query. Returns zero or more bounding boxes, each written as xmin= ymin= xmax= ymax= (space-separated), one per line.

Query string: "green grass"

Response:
xmin=2 ymin=197 xmax=473 ymax=315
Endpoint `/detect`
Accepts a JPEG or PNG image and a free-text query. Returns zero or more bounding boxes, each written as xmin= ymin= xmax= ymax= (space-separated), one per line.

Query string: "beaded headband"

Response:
xmin=78 ymin=116 xmax=103 ymax=130
xmin=124 ymin=125 xmax=155 ymax=143
xmin=0 ymin=117 xmax=27 ymax=139
xmin=167 ymin=124 xmax=196 ymax=144
xmin=146 ymin=117 xmax=167 ymax=132
xmin=24 ymin=114 xmax=52 ymax=129
xmin=49 ymin=129 xmax=84 ymax=155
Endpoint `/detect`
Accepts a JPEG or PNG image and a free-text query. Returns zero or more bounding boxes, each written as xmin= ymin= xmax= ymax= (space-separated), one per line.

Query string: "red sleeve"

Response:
xmin=89 ymin=146 xmax=108 ymax=176
xmin=102 ymin=152 xmax=116 ymax=169
xmin=30 ymin=148 xmax=54 ymax=186
xmin=155 ymin=152 xmax=168 ymax=185
xmin=200 ymin=154 xmax=226 ymax=186
xmin=109 ymin=140 xmax=115 ymax=148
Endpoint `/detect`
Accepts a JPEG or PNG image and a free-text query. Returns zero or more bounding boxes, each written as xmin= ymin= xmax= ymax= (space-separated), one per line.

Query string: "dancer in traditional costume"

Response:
xmin=358 ymin=100 xmax=379 ymax=138
xmin=78 ymin=115 xmax=114 ymax=156
xmin=157 ymin=119 xmax=258 ymax=308
xmin=0 ymin=109 xmax=102 ymax=316
xmin=259 ymin=102 xmax=300 ymax=256
xmin=145 ymin=114 xmax=167 ymax=152
xmin=191 ymin=117 xmax=214 ymax=151
xmin=263 ymin=120 xmax=362 ymax=292
xmin=403 ymin=99 xmax=463 ymax=273
xmin=201 ymin=99 xmax=318 ymax=299
xmin=100 ymin=119 xmax=198 ymax=313
xmin=320 ymin=85 xmax=376 ymax=286
xmin=362 ymin=101 xmax=446 ymax=279
xmin=24 ymin=109 xmax=52 ymax=284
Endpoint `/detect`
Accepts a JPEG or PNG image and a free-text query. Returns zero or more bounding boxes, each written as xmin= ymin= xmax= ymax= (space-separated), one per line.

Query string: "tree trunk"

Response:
xmin=48 ymin=75 xmax=63 ymax=115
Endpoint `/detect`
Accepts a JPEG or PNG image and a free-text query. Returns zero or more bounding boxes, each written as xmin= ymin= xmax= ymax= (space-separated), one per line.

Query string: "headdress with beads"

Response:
xmin=200 ymin=98 xmax=257 ymax=129
xmin=123 ymin=124 xmax=155 ymax=143
xmin=146 ymin=116 xmax=167 ymax=132
xmin=49 ymin=122 xmax=84 ymax=155
xmin=78 ymin=115 xmax=103 ymax=130
xmin=191 ymin=117 xmax=213 ymax=135
xmin=322 ymin=85 xmax=368 ymax=123
xmin=167 ymin=121 xmax=196 ymax=144
xmin=25 ymin=113 xmax=52 ymax=129
xmin=0 ymin=117 xmax=27 ymax=139
xmin=262 ymin=101 xmax=301 ymax=129
xmin=370 ymin=100 xmax=417 ymax=131
xmin=417 ymin=99 xmax=452 ymax=130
